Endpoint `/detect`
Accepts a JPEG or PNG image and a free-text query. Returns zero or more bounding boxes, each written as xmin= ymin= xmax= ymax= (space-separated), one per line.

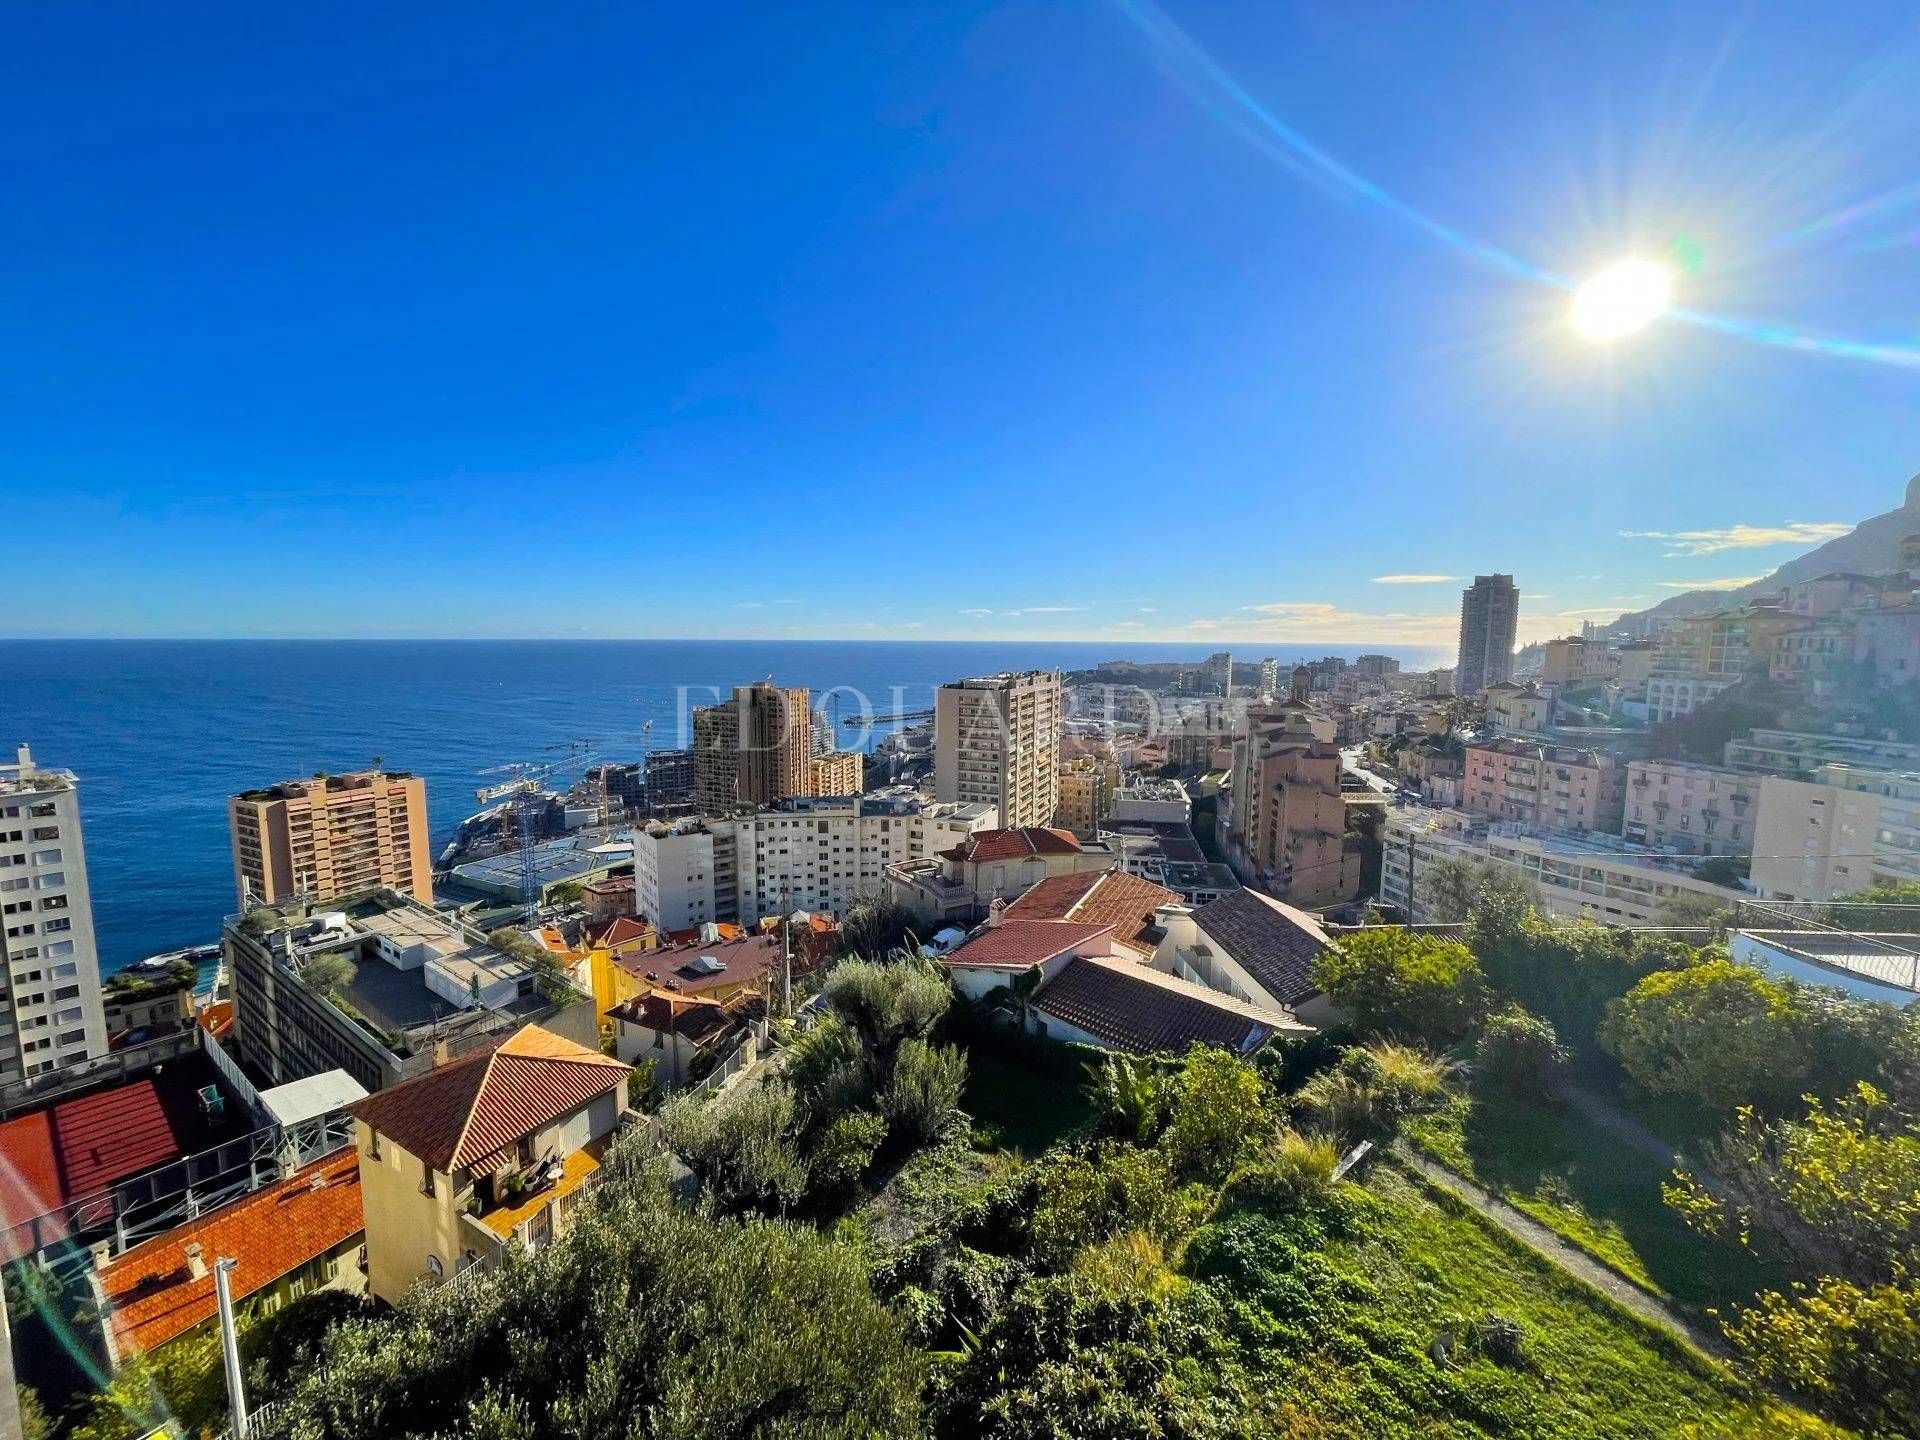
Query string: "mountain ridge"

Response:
xmin=1609 ymin=472 xmax=1920 ymax=630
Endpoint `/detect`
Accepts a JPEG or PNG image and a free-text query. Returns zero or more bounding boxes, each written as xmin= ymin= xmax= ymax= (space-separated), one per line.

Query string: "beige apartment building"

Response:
xmin=229 ymin=769 xmax=431 ymax=911
xmin=1541 ymin=635 xmax=1619 ymax=688
xmin=1224 ymin=706 xmax=1359 ymax=908
xmin=1462 ymin=738 xmax=1626 ymax=834
xmin=1056 ymin=754 xmax=1121 ymax=835
xmin=934 ymin=671 xmax=1062 ymax=831
xmin=1622 ymin=759 xmax=1758 ymax=856
xmin=1751 ymin=764 xmax=1920 ymax=903
xmin=1647 ymin=612 xmax=1749 ymax=720
xmin=1483 ymin=682 xmax=1552 ymax=734
xmin=692 ymin=684 xmax=812 ymax=813
xmin=808 ymin=750 xmax=864 ymax=798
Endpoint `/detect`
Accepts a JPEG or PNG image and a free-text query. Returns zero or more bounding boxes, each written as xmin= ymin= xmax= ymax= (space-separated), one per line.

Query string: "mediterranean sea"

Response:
xmin=0 ymin=639 xmax=1449 ymax=973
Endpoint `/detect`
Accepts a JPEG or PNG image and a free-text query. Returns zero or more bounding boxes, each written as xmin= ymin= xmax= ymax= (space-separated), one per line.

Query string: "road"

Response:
xmin=1340 ymin=746 xmax=1398 ymax=795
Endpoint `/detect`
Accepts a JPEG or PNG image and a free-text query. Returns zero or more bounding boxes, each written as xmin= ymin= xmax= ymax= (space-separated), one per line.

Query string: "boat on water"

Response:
xmin=129 ymin=942 xmax=221 ymax=971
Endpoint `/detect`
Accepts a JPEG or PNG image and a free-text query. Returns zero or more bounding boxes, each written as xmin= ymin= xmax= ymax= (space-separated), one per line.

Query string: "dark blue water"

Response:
xmin=0 ymin=640 xmax=1447 ymax=972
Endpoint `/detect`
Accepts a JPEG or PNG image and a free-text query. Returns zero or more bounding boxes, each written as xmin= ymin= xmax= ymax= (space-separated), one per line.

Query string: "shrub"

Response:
xmin=1474 ymin=1008 xmax=1569 ymax=1098
xmin=1030 ymin=1144 xmax=1198 ymax=1271
xmin=1293 ymin=1043 xmax=1450 ymax=1141
xmin=1600 ymin=959 xmax=1812 ymax=1112
xmin=1718 ymin=1275 xmax=1920 ymax=1438
xmin=1225 ymin=1129 xmax=1340 ymax=1209
xmin=1087 ymin=1051 xmax=1169 ymax=1144
xmin=806 ymin=1110 xmax=886 ymax=1205
xmin=1312 ymin=928 xmax=1487 ymax=1047
xmin=659 ymin=1082 xmax=808 ymax=1215
xmin=879 ymin=1038 xmax=968 ymax=1145
xmin=1158 ymin=1046 xmax=1270 ymax=1181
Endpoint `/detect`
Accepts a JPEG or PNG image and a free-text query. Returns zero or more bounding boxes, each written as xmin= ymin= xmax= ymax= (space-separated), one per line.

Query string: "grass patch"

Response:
xmin=959 ymin=1043 xmax=1096 ymax=1156
xmin=1404 ymin=1089 xmax=1789 ymax=1313
xmin=1187 ymin=1164 xmax=1829 ymax=1438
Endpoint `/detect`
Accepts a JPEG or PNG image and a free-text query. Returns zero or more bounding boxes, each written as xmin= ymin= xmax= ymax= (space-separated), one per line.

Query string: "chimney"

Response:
xmin=309 ymin=1167 xmax=329 ymax=1192
xmin=184 ymin=1242 xmax=207 ymax=1280
xmin=986 ymin=897 xmax=1006 ymax=929
xmin=13 ymin=744 xmax=31 ymax=776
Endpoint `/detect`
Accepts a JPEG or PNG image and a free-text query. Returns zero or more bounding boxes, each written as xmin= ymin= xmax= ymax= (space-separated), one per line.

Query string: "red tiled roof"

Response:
xmin=616 ymin=932 xmax=779 ymax=996
xmin=949 ymin=828 xmax=1084 ymax=864
xmin=347 ymin=1026 xmax=628 ymax=1173
xmin=1006 ymin=870 xmax=1181 ymax=957
xmin=942 ymin=919 xmax=1115 ymax=972
xmin=606 ymin=992 xmax=733 ymax=1045
xmin=0 ymin=1058 xmax=247 ymax=1261
xmin=99 ymin=1152 xmax=364 ymax=1354
xmin=1033 ymin=956 xmax=1288 ymax=1056
xmin=661 ymin=922 xmax=746 ymax=945
xmin=585 ymin=916 xmax=654 ymax=950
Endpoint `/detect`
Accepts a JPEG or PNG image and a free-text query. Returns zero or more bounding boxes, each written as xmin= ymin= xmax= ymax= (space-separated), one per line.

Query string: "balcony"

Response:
xmin=467 ymin=1137 xmax=610 ymax=1249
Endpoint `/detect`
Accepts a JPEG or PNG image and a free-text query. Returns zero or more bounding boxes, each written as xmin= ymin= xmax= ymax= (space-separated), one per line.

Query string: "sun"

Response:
xmin=1570 ymin=258 xmax=1673 ymax=342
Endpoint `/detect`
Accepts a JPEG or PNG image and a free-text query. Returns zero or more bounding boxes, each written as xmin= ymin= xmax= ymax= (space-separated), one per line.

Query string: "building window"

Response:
xmin=425 ymin=1253 xmax=444 ymax=1279
xmin=421 ymin=1162 xmax=436 ymax=1196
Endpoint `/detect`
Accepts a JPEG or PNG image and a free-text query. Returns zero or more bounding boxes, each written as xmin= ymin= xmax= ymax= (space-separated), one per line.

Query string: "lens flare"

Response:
xmin=1571 ymin=260 xmax=1673 ymax=341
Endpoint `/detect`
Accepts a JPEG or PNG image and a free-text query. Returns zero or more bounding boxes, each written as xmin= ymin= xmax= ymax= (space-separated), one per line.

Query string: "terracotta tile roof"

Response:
xmin=606 ymin=992 xmax=735 ymax=1045
xmin=0 ymin=1057 xmax=248 ymax=1261
xmin=615 ymin=932 xmax=779 ymax=996
xmin=1006 ymin=870 xmax=1181 ymax=956
xmin=98 ymin=1152 xmax=364 ymax=1354
xmin=1190 ymin=889 xmax=1331 ymax=1008
xmin=585 ymin=916 xmax=655 ymax=950
xmin=1033 ymin=955 xmax=1294 ymax=1056
xmin=347 ymin=1025 xmax=628 ymax=1173
xmin=661 ymin=922 xmax=746 ymax=945
xmin=949 ymin=828 xmax=1084 ymax=864
xmin=941 ymin=919 xmax=1115 ymax=972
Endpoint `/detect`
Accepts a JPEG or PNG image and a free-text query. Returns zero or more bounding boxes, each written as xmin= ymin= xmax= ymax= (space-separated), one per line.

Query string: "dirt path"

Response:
xmin=1391 ymin=1144 xmax=1728 ymax=1357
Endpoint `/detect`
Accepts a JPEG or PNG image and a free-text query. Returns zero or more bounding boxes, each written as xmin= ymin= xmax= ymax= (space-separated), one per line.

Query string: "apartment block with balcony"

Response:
xmin=1541 ymin=635 xmax=1619 ymax=688
xmin=229 ymin=769 xmax=432 ymax=911
xmin=1751 ymin=764 xmax=1920 ymax=903
xmin=692 ymin=684 xmax=813 ymax=814
xmin=808 ymin=750 xmax=864 ymax=798
xmin=1622 ymin=759 xmax=1758 ymax=856
xmin=1055 ymin=754 xmax=1121 ymax=835
xmin=1380 ymin=804 xmax=1747 ymax=927
xmin=348 ymin=1025 xmax=629 ymax=1303
xmin=1646 ymin=612 xmax=1750 ymax=721
xmin=1483 ymin=681 xmax=1551 ymax=734
xmin=0 ymin=745 xmax=109 ymax=1087
xmin=934 ymin=671 xmax=1063 ymax=831
xmin=1462 ymin=737 xmax=1626 ymax=834
xmin=1223 ymin=707 xmax=1359 ymax=909
xmin=1724 ymin=728 xmax=1920 ymax=780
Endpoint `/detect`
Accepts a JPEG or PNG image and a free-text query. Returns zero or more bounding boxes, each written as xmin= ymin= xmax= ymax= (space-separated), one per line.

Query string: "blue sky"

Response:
xmin=4 ymin=0 xmax=1918 ymax=646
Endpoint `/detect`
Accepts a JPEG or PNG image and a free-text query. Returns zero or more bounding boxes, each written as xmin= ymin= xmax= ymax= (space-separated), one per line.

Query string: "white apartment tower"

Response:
xmin=1 ymin=745 xmax=109 ymax=1086
xmin=934 ymin=671 xmax=1063 ymax=831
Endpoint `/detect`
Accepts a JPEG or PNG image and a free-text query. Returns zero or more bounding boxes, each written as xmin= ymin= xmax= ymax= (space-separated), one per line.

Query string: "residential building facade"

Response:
xmin=228 ymin=769 xmax=432 ymax=910
xmin=934 ymin=670 xmax=1063 ymax=830
xmin=631 ymin=820 xmax=725 ymax=931
xmin=1462 ymin=738 xmax=1627 ymax=834
xmin=1484 ymin=681 xmax=1552 ymax=734
xmin=1724 ymin=728 xmax=1920 ymax=779
xmin=1055 ymin=754 xmax=1121 ymax=835
xmin=0 ymin=746 xmax=109 ymax=1086
xmin=1622 ymin=760 xmax=1758 ymax=856
xmin=1224 ymin=707 xmax=1360 ymax=908
xmin=1750 ymin=765 xmax=1920 ymax=903
xmin=691 ymin=684 xmax=813 ymax=813
xmin=808 ymin=750 xmax=864 ymax=798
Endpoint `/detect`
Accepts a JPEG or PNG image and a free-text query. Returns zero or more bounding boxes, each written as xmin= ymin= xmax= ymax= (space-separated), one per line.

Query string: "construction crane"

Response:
xmin=543 ymin=735 xmax=605 ymax=825
xmin=475 ymin=762 xmax=554 ymax=924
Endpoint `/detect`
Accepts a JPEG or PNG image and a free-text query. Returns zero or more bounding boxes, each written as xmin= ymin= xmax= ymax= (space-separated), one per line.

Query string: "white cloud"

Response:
xmin=1138 ymin=606 xmax=1158 ymax=614
xmin=1620 ymin=522 xmax=1851 ymax=556
xmin=734 ymin=601 xmax=765 ymax=609
xmin=959 ymin=607 xmax=994 ymax=617
xmin=1371 ymin=573 xmax=1459 ymax=584
xmin=1655 ymin=576 xmax=1764 ymax=591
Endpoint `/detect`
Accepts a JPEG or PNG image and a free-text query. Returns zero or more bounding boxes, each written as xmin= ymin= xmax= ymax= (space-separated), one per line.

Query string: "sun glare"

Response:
xmin=1570 ymin=258 xmax=1673 ymax=342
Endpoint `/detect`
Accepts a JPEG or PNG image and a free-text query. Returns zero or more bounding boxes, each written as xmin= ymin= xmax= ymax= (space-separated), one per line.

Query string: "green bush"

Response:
xmin=806 ymin=1109 xmax=887 ymax=1205
xmin=1600 ymin=959 xmax=1812 ymax=1112
xmin=1029 ymin=1143 xmax=1199 ymax=1271
xmin=880 ymin=1038 xmax=968 ymax=1145
xmin=1474 ymin=1008 xmax=1569 ymax=1098
xmin=1293 ymin=1043 xmax=1450 ymax=1142
xmin=1312 ymin=927 xmax=1488 ymax=1047
xmin=1158 ymin=1046 xmax=1270 ymax=1181
xmin=659 ymin=1082 xmax=808 ymax=1215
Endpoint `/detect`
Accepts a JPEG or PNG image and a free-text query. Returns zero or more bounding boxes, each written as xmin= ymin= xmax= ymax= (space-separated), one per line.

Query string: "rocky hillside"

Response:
xmin=1611 ymin=472 xmax=1920 ymax=629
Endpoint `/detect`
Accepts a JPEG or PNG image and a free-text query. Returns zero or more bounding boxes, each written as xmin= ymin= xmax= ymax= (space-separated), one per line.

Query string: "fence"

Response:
xmin=0 ymin=1026 xmax=201 ymax=1118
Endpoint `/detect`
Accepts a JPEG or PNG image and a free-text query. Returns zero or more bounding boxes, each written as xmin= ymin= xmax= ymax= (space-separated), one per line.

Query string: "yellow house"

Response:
xmin=346 ymin=1025 xmax=630 ymax=1304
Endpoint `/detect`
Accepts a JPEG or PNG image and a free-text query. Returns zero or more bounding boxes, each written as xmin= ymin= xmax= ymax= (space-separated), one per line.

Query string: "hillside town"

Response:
xmin=10 ymin=485 xmax=1920 ymax=1437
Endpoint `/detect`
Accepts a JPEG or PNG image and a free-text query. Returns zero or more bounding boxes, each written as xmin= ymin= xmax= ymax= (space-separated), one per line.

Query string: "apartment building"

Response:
xmin=1647 ymin=612 xmax=1749 ymax=720
xmin=349 ymin=1025 xmax=628 ymax=1303
xmin=1483 ymin=682 xmax=1551 ymax=734
xmin=934 ymin=671 xmax=1063 ymax=830
xmin=1056 ymin=754 xmax=1121 ymax=835
xmin=691 ymin=684 xmax=813 ymax=813
xmin=1379 ymin=804 xmax=1746 ymax=927
xmin=1622 ymin=760 xmax=1759 ymax=856
xmin=1724 ymin=728 xmax=1920 ymax=780
xmin=1456 ymin=574 xmax=1519 ymax=696
xmin=643 ymin=748 xmax=695 ymax=813
xmin=1224 ymin=707 xmax=1360 ymax=908
xmin=1462 ymin=738 xmax=1626 ymax=834
xmin=1751 ymin=764 xmax=1920 ymax=903
xmin=1353 ymin=654 xmax=1401 ymax=678
xmin=1541 ymin=635 xmax=1618 ymax=687
xmin=809 ymin=750 xmax=864 ymax=798
xmin=228 ymin=769 xmax=432 ymax=911
xmin=1 ymin=746 xmax=109 ymax=1086
xmin=716 ymin=792 xmax=996 ymax=923
xmin=225 ymin=890 xmax=598 ymax=1093
xmin=631 ymin=820 xmax=726 ymax=931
